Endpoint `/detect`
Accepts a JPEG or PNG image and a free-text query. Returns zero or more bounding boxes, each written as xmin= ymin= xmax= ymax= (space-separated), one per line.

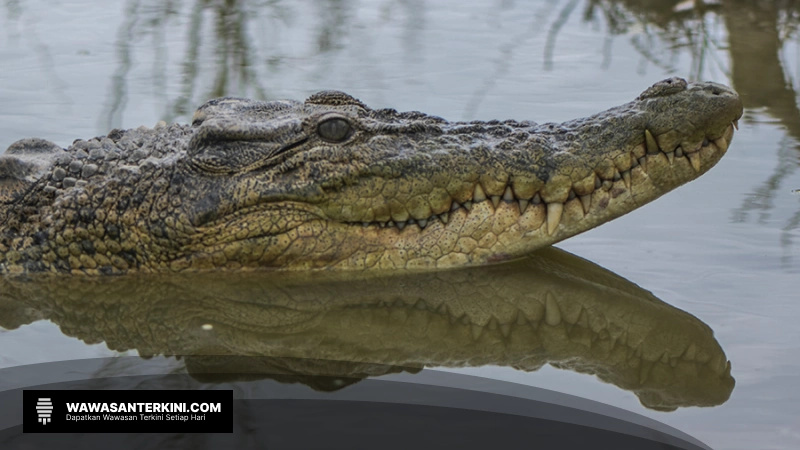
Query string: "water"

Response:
xmin=1 ymin=1 xmax=799 ymax=448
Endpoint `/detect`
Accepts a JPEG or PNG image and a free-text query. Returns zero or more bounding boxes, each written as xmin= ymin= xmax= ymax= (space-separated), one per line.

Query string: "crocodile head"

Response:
xmin=172 ymin=77 xmax=742 ymax=271
xmin=0 ymin=77 xmax=742 ymax=274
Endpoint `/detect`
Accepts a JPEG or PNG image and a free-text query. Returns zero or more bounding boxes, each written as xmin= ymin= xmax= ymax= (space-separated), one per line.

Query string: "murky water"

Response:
xmin=1 ymin=1 xmax=798 ymax=448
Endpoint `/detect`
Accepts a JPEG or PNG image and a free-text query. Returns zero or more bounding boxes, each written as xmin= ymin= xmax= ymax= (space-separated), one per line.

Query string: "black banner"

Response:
xmin=22 ymin=389 xmax=232 ymax=433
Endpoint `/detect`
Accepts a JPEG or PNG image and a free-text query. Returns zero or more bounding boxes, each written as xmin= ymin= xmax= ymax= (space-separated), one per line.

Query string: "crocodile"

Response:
xmin=0 ymin=247 xmax=734 ymax=411
xmin=0 ymin=77 xmax=742 ymax=275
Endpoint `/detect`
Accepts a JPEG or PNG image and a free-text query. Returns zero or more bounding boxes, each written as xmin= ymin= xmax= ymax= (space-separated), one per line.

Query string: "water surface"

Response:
xmin=1 ymin=1 xmax=798 ymax=449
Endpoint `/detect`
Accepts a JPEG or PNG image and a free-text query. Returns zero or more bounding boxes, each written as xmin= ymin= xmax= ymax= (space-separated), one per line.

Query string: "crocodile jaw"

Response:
xmin=180 ymin=80 xmax=740 ymax=271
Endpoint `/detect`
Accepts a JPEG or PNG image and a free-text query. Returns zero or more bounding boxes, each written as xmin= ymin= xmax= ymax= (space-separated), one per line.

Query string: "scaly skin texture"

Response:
xmin=0 ymin=247 xmax=734 ymax=410
xmin=0 ymin=78 xmax=742 ymax=274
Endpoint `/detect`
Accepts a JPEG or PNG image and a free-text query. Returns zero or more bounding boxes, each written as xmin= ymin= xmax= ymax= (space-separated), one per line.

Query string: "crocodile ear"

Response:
xmin=0 ymin=138 xmax=64 ymax=203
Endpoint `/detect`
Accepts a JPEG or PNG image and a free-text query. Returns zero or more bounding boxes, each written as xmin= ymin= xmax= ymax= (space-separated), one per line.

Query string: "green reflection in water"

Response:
xmin=0 ymin=247 xmax=734 ymax=411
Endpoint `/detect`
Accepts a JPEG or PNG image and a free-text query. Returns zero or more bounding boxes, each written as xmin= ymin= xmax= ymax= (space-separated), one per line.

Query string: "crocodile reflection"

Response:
xmin=0 ymin=247 xmax=733 ymax=411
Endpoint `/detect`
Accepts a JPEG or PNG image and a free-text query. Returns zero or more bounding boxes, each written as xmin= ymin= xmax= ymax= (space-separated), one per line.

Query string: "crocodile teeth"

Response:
xmin=518 ymin=199 xmax=529 ymax=214
xmin=396 ymin=221 xmax=406 ymax=230
xmin=546 ymin=202 xmax=563 ymax=235
xmin=463 ymin=201 xmax=472 ymax=210
xmin=733 ymin=119 xmax=739 ymax=130
xmin=417 ymin=218 xmax=428 ymax=229
xmin=675 ymin=147 xmax=684 ymax=157
xmin=450 ymin=202 xmax=460 ymax=211
xmin=503 ymin=185 xmax=514 ymax=202
xmin=683 ymin=343 xmax=697 ymax=361
xmin=438 ymin=212 xmax=449 ymax=224
xmin=473 ymin=184 xmax=487 ymax=203
xmin=645 ymin=129 xmax=660 ymax=154
xmin=490 ymin=195 xmax=501 ymax=208
xmin=532 ymin=193 xmax=542 ymax=204
xmin=688 ymin=152 xmax=701 ymax=172
xmin=580 ymin=195 xmax=591 ymax=213
xmin=622 ymin=171 xmax=631 ymax=189
xmin=471 ymin=324 xmax=484 ymax=340
xmin=666 ymin=151 xmax=675 ymax=165
xmin=715 ymin=136 xmax=729 ymax=152
xmin=637 ymin=156 xmax=647 ymax=173
xmin=544 ymin=293 xmax=561 ymax=326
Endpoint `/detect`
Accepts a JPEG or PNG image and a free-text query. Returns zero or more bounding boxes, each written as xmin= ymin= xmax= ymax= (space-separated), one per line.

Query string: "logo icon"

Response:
xmin=36 ymin=398 xmax=53 ymax=425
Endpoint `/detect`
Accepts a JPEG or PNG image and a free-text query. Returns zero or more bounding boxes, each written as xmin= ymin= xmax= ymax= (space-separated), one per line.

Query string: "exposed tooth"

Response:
xmin=417 ymin=218 xmax=428 ymax=229
xmin=702 ymin=138 xmax=710 ymax=147
xmin=471 ymin=324 xmax=484 ymax=340
xmin=503 ymin=185 xmax=514 ymax=202
xmin=544 ymin=293 xmax=561 ymax=326
xmin=438 ymin=212 xmax=449 ymax=224
xmin=683 ymin=343 xmax=697 ymax=361
xmin=499 ymin=323 xmax=511 ymax=338
xmin=613 ymin=171 xmax=621 ymax=181
xmin=580 ymin=195 xmax=591 ymax=213
xmin=601 ymin=180 xmax=612 ymax=190
xmin=546 ymin=202 xmax=563 ymax=235
xmin=637 ymin=156 xmax=647 ymax=173
xmin=666 ymin=151 xmax=675 ymax=165
xmin=463 ymin=201 xmax=472 ymax=210
xmin=407 ymin=218 xmax=416 ymax=225
xmin=396 ymin=221 xmax=406 ymax=230
xmin=675 ymin=147 xmax=684 ymax=157
xmin=387 ymin=221 xmax=395 ymax=228
xmin=450 ymin=202 xmax=460 ymax=211
xmin=688 ymin=152 xmax=701 ymax=172
xmin=714 ymin=136 xmax=729 ymax=152
xmin=518 ymin=199 xmax=529 ymax=214
xmin=362 ymin=222 xmax=370 ymax=227
xmin=645 ymin=129 xmax=660 ymax=154
xmin=733 ymin=119 xmax=739 ymax=130
xmin=490 ymin=195 xmax=501 ymax=208
xmin=532 ymin=193 xmax=542 ymax=204
xmin=567 ymin=189 xmax=576 ymax=200
xmin=473 ymin=184 xmax=487 ymax=202
xmin=594 ymin=176 xmax=602 ymax=189
xmin=622 ymin=171 xmax=631 ymax=189
xmin=630 ymin=156 xmax=639 ymax=168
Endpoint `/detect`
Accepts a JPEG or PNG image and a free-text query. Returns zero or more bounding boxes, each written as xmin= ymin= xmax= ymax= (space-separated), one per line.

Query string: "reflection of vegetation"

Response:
xmin=103 ymin=0 xmax=290 ymax=129
xmin=588 ymin=0 xmax=800 ymax=263
xmin=580 ymin=0 xmax=729 ymax=80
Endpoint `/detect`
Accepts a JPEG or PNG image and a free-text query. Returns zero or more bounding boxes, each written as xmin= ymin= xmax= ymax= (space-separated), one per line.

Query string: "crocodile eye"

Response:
xmin=317 ymin=118 xmax=352 ymax=142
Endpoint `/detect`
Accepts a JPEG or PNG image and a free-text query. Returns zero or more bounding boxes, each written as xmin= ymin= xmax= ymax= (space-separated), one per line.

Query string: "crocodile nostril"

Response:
xmin=711 ymin=87 xmax=722 ymax=96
